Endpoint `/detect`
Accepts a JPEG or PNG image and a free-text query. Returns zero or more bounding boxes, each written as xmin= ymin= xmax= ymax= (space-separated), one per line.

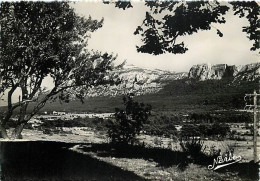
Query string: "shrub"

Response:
xmin=106 ymin=94 xmax=151 ymax=145
xmin=181 ymin=122 xmax=231 ymax=139
xmin=211 ymin=123 xmax=230 ymax=137
xmin=143 ymin=113 xmax=179 ymax=137
xmin=208 ymin=145 xmax=221 ymax=157
xmin=180 ymin=137 xmax=206 ymax=158
xmin=43 ymin=128 xmax=53 ymax=136
xmin=198 ymin=123 xmax=212 ymax=137
xmin=153 ymin=137 xmax=163 ymax=147
xmin=38 ymin=117 xmax=107 ymax=131
xmin=180 ymin=124 xmax=200 ymax=137
xmin=40 ymin=119 xmax=86 ymax=128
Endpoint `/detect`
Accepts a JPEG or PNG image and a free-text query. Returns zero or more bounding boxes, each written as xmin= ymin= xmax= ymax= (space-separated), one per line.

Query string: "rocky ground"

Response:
xmin=70 ymin=144 xmax=248 ymax=181
xmin=1 ymin=128 xmax=258 ymax=180
xmin=1 ymin=128 xmax=256 ymax=162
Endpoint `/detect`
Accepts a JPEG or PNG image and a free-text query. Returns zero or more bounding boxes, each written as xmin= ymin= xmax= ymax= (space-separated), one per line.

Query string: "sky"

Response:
xmin=70 ymin=1 xmax=259 ymax=72
xmin=1 ymin=1 xmax=259 ymax=106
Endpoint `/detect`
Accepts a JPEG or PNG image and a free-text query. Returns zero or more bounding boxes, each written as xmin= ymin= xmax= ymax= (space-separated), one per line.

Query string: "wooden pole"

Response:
xmin=253 ymin=90 xmax=258 ymax=163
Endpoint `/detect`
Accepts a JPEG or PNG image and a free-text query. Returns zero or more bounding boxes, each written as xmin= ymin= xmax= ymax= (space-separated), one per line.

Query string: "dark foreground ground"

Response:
xmin=0 ymin=141 xmax=144 ymax=181
xmin=0 ymin=141 xmax=259 ymax=181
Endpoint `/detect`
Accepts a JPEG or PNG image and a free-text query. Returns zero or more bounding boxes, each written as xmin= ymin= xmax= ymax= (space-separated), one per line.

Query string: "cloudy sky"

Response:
xmin=71 ymin=1 xmax=259 ymax=72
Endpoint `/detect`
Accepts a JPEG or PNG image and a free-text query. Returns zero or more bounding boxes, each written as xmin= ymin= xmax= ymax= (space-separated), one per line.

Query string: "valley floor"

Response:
xmin=1 ymin=128 xmax=259 ymax=181
xmin=1 ymin=128 xmax=258 ymax=162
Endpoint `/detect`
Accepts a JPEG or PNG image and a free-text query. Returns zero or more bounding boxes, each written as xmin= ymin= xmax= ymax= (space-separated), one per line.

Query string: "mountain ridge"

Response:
xmin=85 ymin=62 xmax=259 ymax=98
xmin=0 ymin=62 xmax=258 ymax=112
xmin=188 ymin=62 xmax=259 ymax=81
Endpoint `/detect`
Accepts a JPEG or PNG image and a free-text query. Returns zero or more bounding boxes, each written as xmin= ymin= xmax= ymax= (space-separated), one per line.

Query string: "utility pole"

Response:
xmin=253 ymin=90 xmax=258 ymax=163
xmin=245 ymin=89 xmax=260 ymax=163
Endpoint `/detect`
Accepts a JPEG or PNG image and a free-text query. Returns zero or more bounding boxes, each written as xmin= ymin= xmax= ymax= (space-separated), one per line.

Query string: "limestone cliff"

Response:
xmin=188 ymin=63 xmax=259 ymax=81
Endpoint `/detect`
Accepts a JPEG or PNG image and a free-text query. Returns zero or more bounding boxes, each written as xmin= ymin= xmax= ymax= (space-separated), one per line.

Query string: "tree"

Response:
xmin=108 ymin=1 xmax=259 ymax=55
xmin=212 ymin=123 xmax=230 ymax=138
xmin=107 ymin=94 xmax=151 ymax=145
xmin=230 ymin=1 xmax=259 ymax=51
xmin=0 ymin=2 xmax=118 ymax=139
xmin=180 ymin=124 xmax=200 ymax=138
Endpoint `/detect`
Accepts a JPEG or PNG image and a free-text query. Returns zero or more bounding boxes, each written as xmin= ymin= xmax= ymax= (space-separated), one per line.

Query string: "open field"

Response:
xmin=1 ymin=125 xmax=259 ymax=180
xmin=71 ymin=144 xmax=259 ymax=181
xmin=2 ymin=114 xmax=258 ymax=163
xmin=3 ymin=141 xmax=257 ymax=181
xmin=3 ymin=127 xmax=258 ymax=163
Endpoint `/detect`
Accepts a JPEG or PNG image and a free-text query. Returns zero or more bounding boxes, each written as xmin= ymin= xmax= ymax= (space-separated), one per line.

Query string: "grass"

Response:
xmin=73 ymin=143 xmax=259 ymax=181
xmin=1 ymin=121 xmax=258 ymax=180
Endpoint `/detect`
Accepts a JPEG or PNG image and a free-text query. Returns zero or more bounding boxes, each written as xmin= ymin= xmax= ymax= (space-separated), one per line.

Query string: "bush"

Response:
xmin=181 ymin=123 xmax=231 ymax=138
xmin=190 ymin=113 xmax=212 ymax=123
xmin=106 ymin=94 xmax=151 ymax=145
xmin=143 ymin=113 xmax=179 ymax=137
xmin=40 ymin=119 xmax=86 ymax=128
xmin=43 ymin=128 xmax=53 ymax=135
xmin=188 ymin=112 xmax=252 ymax=124
xmin=211 ymin=123 xmax=230 ymax=137
xmin=208 ymin=145 xmax=221 ymax=157
xmin=39 ymin=117 xmax=107 ymax=131
xmin=180 ymin=124 xmax=200 ymax=137
xmin=180 ymin=137 xmax=206 ymax=158
xmin=153 ymin=137 xmax=163 ymax=147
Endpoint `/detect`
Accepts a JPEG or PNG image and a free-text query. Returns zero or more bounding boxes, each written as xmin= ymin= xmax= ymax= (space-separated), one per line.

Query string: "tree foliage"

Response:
xmin=144 ymin=113 xmax=178 ymax=137
xmin=0 ymin=2 xmax=118 ymax=138
xmin=230 ymin=1 xmax=259 ymax=51
xmin=109 ymin=1 xmax=259 ymax=55
xmin=107 ymin=94 xmax=151 ymax=145
xmin=180 ymin=123 xmax=230 ymax=138
xmin=135 ymin=1 xmax=229 ymax=55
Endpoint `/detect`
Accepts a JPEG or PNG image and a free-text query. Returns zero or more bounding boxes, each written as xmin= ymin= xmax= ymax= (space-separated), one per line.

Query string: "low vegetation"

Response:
xmin=40 ymin=117 xmax=106 ymax=130
xmin=3 ymin=78 xmax=257 ymax=114
xmin=180 ymin=123 xmax=230 ymax=139
xmin=106 ymin=94 xmax=151 ymax=145
xmin=143 ymin=113 xmax=180 ymax=137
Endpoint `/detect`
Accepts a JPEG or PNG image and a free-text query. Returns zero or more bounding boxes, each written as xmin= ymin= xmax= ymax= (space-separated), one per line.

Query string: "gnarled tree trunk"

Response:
xmin=11 ymin=123 xmax=24 ymax=139
xmin=0 ymin=124 xmax=9 ymax=139
xmin=11 ymin=100 xmax=28 ymax=139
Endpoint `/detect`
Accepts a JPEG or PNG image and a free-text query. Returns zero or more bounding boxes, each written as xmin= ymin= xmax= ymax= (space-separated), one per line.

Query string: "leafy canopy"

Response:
xmin=0 ymin=2 xmax=118 ymax=138
xmin=108 ymin=1 xmax=259 ymax=55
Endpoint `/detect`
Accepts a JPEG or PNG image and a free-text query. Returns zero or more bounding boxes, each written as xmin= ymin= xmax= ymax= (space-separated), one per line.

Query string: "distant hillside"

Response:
xmin=26 ymin=78 xmax=258 ymax=114
xmin=1 ymin=63 xmax=259 ymax=114
xmin=59 ymin=62 xmax=260 ymax=99
xmin=83 ymin=64 xmax=187 ymax=97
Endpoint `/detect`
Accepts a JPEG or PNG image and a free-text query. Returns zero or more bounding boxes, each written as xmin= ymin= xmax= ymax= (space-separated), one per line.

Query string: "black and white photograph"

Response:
xmin=0 ymin=1 xmax=259 ymax=180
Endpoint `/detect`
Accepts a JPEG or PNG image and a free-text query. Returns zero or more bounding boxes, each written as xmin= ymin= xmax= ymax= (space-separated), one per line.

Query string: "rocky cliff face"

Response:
xmin=75 ymin=62 xmax=259 ymax=98
xmin=85 ymin=64 xmax=188 ymax=97
xmin=234 ymin=63 xmax=260 ymax=81
xmin=188 ymin=63 xmax=259 ymax=81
